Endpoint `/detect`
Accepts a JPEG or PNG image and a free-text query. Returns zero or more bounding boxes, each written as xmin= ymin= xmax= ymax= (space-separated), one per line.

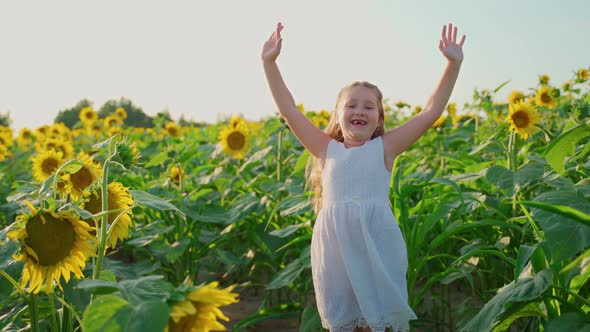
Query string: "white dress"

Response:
xmin=311 ymin=136 xmax=417 ymax=332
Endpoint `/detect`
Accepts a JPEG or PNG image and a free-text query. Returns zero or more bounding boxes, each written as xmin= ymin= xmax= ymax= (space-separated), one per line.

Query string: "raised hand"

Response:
xmin=262 ymin=22 xmax=284 ymax=64
xmin=439 ymin=23 xmax=466 ymax=63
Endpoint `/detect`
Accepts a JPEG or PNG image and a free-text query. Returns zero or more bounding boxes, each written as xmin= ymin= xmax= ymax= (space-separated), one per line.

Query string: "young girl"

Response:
xmin=262 ymin=22 xmax=466 ymax=332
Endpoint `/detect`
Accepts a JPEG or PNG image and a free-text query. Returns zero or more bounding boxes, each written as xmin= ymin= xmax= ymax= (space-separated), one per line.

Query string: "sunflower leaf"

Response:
xmin=129 ymin=190 xmax=185 ymax=220
xmin=544 ymin=124 xmax=590 ymax=175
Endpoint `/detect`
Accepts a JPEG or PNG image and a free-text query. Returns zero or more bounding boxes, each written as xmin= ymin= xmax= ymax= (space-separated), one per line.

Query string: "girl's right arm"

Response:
xmin=262 ymin=23 xmax=331 ymax=159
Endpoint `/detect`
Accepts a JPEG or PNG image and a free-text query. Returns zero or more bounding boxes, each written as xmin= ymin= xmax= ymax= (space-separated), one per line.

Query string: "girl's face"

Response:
xmin=337 ymin=86 xmax=382 ymax=142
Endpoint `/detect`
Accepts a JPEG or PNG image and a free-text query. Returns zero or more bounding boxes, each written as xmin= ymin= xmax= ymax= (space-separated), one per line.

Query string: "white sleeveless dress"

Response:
xmin=311 ymin=136 xmax=417 ymax=332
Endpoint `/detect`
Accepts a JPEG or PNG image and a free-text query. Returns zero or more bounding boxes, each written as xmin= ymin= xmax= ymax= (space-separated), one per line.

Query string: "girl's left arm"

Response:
xmin=382 ymin=23 xmax=466 ymax=160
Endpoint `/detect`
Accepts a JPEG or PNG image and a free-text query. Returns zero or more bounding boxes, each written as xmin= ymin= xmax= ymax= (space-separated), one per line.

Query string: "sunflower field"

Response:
xmin=0 ymin=67 xmax=590 ymax=332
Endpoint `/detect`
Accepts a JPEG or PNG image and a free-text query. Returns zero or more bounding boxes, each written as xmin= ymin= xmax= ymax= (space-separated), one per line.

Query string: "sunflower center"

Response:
xmin=541 ymin=93 xmax=552 ymax=103
xmin=71 ymin=167 xmax=95 ymax=190
xmin=512 ymin=111 xmax=530 ymax=128
xmin=227 ymin=131 xmax=245 ymax=150
xmin=41 ymin=157 xmax=59 ymax=175
xmin=85 ymin=113 xmax=94 ymax=119
xmin=167 ymin=128 xmax=179 ymax=137
xmin=25 ymin=213 xmax=75 ymax=266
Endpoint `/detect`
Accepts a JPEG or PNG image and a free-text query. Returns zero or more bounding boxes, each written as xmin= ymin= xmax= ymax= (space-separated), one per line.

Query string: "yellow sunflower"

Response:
xmin=7 ymin=203 xmax=95 ymax=294
xmin=166 ymin=281 xmax=239 ymax=332
xmin=505 ymin=101 xmax=541 ymax=140
xmin=535 ymin=86 xmax=557 ymax=109
xmin=35 ymin=137 xmax=74 ymax=160
xmin=395 ymin=101 xmax=408 ymax=109
xmin=508 ymin=90 xmax=525 ymax=104
xmin=34 ymin=125 xmax=49 ymax=140
xmin=431 ymin=114 xmax=447 ymax=128
xmin=311 ymin=115 xmax=329 ymax=128
xmin=79 ymin=106 xmax=98 ymax=125
xmin=115 ymin=107 xmax=127 ymax=119
xmin=0 ymin=131 xmax=13 ymax=147
xmin=170 ymin=165 xmax=184 ymax=185
xmin=81 ymin=182 xmax=133 ymax=248
xmin=62 ymin=152 xmax=103 ymax=201
xmin=31 ymin=149 xmax=64 ymax=182
xmin=447 ymin=103 xmax=457 ymax=117
xmin=414 ymin=105 xmax=423 ymax=113
xmin=296 ymin=103 xmax=305 ymax=113
xmin=0 ymin=144 xmax=11 ymax=162
xmin=577 ymin=68 xmax=589 ymax=82
xmin=229 ymin=115 xmax=246 ymax=128
xmin=165 ymin=122 xmax=181 ymax=138
xmin=17 ymin=128 xmax=34 ymax=150
xmin=219 ymin=123 xmax=250 ymax=159
xmin=104 ymin=115 xmax=124 ymax=128
xmin=539 ymin=74 xmax=550 ymax=85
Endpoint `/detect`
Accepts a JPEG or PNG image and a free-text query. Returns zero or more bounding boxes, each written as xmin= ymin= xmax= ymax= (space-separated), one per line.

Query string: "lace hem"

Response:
xmin=322 ymin=311 xmax=417 ymax=332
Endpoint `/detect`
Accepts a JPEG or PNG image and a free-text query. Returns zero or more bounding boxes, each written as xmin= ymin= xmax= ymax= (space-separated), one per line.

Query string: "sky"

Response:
xmin=1 ymin=0 xmax=589 ymax=132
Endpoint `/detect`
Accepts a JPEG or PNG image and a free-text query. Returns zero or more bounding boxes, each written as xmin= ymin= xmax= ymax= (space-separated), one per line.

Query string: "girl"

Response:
xmin=262 ymin=22 xmax=466 ymax=332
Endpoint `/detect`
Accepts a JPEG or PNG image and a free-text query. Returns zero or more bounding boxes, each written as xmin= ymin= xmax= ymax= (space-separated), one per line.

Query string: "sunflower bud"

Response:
xmin=113 ymin=137 xmax=141 ymax=171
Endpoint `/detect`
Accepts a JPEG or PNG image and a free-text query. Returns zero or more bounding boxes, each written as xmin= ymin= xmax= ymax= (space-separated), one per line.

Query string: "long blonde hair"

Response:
xmin=305 ymin=81 xmax=386 ymax=214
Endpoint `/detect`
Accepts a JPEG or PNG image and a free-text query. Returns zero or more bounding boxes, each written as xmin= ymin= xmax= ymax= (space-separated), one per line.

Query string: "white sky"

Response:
xmin=1 ymin=0 xmax=589 ymax=132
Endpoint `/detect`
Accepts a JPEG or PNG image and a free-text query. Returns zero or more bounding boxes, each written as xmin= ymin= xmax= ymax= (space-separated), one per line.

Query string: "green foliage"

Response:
xmin=98 ymin=98 xmax=154 ymax=128
xmin=54 ymin=99 xmax=93 ymax=128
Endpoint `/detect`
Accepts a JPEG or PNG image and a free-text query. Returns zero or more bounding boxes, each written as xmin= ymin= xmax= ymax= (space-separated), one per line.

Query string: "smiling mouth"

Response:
xmin=351 ymin=119 xmax=367 ymax=126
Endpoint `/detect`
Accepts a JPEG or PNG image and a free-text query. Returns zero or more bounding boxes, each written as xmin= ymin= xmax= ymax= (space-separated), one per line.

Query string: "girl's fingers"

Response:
xmin=441 ymin=25 xmax=448 ymax=45
xmin=447 ymin=23 xmax=453 ymax=42
xmin=453 ymin=26 xmax=457 ymax=43
xmin=458 ymin=34 xmax=466 ymax=47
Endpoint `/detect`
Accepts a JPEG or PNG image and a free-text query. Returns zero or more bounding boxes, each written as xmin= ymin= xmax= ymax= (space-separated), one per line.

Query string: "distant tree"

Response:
xmin=0 ymin=112 xmax=11 ymax=127
xmin=54 ymin=99 xmax=93 ymax=128
xmin=98 ymin=97 xmax=154 ymax=128
xmin=179 ymin=114 xmax=208 ymax=128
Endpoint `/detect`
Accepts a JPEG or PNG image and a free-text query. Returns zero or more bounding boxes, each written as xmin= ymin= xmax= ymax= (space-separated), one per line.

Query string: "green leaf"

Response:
xmin=239 ymin=146 xmax=273 ymax=173
xmin=293 ymin=149 xmax=311 ymax=175
xmin=485 ymin=166 xmax=513 ymax=194
xmin=129 ymin=190 xmax=185 ymax=220
xmin=269 ymin=223 xmax=307 ymax=238
xmin=266 ymin=246 xmax=310 ymax=290
xmin=82 ymin=295 xmax=131 ymax=332
xmin=76 ymin=279 xmax=121 ymax=295
xmin=523 ymin=190 xmax=590 ymax=265
xmin=100 ymin=270 xmax=118 ymax=283
xmin=491 ymin=302 xmax=545 ymax=332
xmin=515 ymin=245 xmax=537 ymax=281
xmin=61 ymin=160 xmax=84 ymax=174
xmin=518 ymin=200 xmax=590 ymax=228
xmin=82 ymin=295 xmax=169 ymax=332
xmin=144 ymin=151 xmax=169 ymax=167
xmin=545 ymin=312 xmax=590 ymax=331
xmin=299 ymin=305 xmax=322 ymax=332
xmin=460 ymin=269 xmax=552 ymax=332
xmin=544 ymin=124 xmax=590 ymax=175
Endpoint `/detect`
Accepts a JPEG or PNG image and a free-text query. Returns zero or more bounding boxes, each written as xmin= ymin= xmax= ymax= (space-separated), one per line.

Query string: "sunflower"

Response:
xmin=0 ymin=131 xmax=13 ymax=148
xmin=296 ymin=103 xmax=305 ymax=113
xmin=32 ymin=149 xmax=64 ymax=182
xmin=539 ymin=74 xmax=550 ymax=85
xmin=505 ymin=101 xmax=541 ymax=140
xmin=447 ymin=103 xmax=457 ymax=118
xmin=79 ymin=106 xmax=98 ymax=125
xmin=229 ymin=115 xmax=246 ymax=128
xmin=166 ymin=281 xmax=239 ymax=332
xmin=535 ymin=86 xmax=557 ymax=109
xmin=395 ymin=101 xmax=408 ymax=109
xmin=508 ymin=90 xmax=525 ymax=104
xmin=34 ymin=125 xmax=49 ymax=140
xmin=562 ymin=80 xmax=573 ymax=92
xmin=35 ymin=137 xmax=74 ymax=160
xmin=104 ymin=115 xmax=124 ymax=128
xmin=81 ymin=182 xmax=133 ymax=248
xmin=219 ymin=122 xmax=250 ymax=159
xmin=115 ymin=107 xmax=127 ymax=119
xmin=431 ymin=114 xmax=447 ymax=128
xmin=170 ymin=165 xmax=184 ymax=185
xmin=7 ymin=203 xmax=95 ymax=294
xmin=577 ymin=68 xmax=589 ymax=82
xmin=62 ymin=152 xmax=103 ymax=201
xmin=414 ymin=105 xmax=422 ymax=113
xmin=0 ymin=144 xmax=11 ymax=162
xmin=311 ymin=115 xmax=329 ymax=128
xmin=17 ymin=128 xmax=34 ymax=150
xmin=165 ymin=122 xmax=181 ymax=138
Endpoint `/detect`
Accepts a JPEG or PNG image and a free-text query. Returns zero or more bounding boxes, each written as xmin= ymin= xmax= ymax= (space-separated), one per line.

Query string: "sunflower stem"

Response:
xmin=48 ymin=292 xmax=59 ymax=332
xmin=276 ymin=128 xmax=283 ymax=182
xmin=29 ymin=293 xmax=39 ymax=332
xmin=92 ymin=158 xmax=111 ymax=283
